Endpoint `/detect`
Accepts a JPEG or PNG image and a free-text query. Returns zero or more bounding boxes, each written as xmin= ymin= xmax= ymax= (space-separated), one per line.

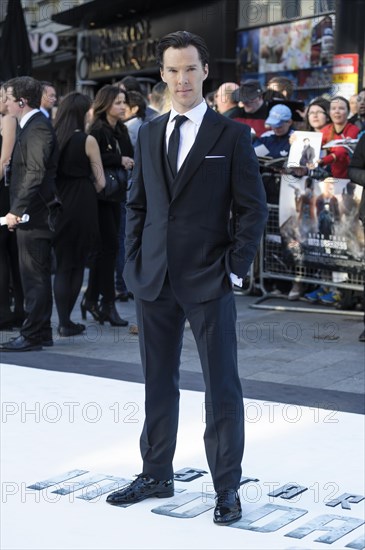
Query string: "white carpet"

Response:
xmin=1 ymin=364 xmax=364 ymax=550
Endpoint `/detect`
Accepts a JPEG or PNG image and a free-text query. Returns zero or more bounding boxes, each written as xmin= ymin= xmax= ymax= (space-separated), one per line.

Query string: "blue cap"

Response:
xmin=265 ymin=104 xmax=292 ymax=128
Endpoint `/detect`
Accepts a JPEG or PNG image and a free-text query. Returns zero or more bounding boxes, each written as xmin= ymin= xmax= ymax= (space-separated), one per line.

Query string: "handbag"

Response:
xmin=98 ymin=137 xmax=129 ymax=202
xmin=98 ymin=166 xmax=128 ymax=202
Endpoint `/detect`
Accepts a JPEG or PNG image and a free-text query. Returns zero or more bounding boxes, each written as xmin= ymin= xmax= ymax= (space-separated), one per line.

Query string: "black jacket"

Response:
xmin=89 ymin=119 xmax=134 ymax=169
xmin=9 ymin=112 xmax=59 ymax=229
xmin=348 ymin=134 xmax=365 ymax=222
xmin=123 ymin=107 xmax=268 ymax=303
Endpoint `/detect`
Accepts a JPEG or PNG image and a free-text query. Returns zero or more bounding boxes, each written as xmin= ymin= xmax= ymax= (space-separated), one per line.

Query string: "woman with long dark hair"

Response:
xmin=53 ymin=92 xmax=105 ymax=336
xmin=82 ymin=85 xmax=134 ymax=326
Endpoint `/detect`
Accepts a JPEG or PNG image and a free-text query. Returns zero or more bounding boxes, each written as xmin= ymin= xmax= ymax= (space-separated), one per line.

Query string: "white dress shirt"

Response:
xmin=19 ymin=109 xmax=40 ymax=128
xmin=165 ymin=101 xmax=207 ymax=172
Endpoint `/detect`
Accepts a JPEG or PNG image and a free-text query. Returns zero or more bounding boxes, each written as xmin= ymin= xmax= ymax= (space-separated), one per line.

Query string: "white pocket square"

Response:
xmin=205 ymin=155 xmax=225 ymax=158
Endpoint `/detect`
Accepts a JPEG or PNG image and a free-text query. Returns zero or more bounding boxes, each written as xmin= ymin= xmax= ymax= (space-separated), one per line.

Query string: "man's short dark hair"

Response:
xmin=5 ymin=76 xmax=42 ymax=109
xmin=267 ymin=76 xmax=294 ymax=99
xmin=119 ymin=75 xmax=143 ymax=95
xmin=156 ymin=30 xmax=209 ymax=69
xmin=41 ymin=80 xmax=54 ymax=92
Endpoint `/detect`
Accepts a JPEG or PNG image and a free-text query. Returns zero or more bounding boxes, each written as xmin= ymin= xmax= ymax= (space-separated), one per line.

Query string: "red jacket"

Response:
xmin=320 ymin=122 xmax=359 ymax=178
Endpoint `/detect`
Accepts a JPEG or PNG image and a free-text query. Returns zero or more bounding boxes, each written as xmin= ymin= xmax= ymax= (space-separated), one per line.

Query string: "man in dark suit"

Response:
xmin=299 ymin=137 xmax=316 ymax=167
xmin=1 ymin=76 xmax=58 ymax=351
xmin=106 ymin=31 xmax=268 ymax=525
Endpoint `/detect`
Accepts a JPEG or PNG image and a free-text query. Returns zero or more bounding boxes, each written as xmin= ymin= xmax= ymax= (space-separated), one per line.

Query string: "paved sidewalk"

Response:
xmin=1 ymin=290 xmax=364 ymax=414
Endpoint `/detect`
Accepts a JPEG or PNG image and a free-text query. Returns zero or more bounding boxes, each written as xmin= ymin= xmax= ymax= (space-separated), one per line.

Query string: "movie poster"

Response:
xmin=279 ymin=175 xmax=365 ymax=273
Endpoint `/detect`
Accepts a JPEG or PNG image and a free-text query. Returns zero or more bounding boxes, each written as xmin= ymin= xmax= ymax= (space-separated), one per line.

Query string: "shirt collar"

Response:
xmin=39 ymin=106 xmax=50 ymax=118
xmin=169 ymin=100 xmax=207 ymax=126
xmin=20 ymin=109 xmax=40 ymax=128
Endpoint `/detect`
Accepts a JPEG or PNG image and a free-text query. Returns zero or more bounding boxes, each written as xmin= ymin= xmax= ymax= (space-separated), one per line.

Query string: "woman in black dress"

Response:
xmin=53 ymin=92 xmax=105 ymax=336
xmin=82 ymin=85 xmax=134 ymax=326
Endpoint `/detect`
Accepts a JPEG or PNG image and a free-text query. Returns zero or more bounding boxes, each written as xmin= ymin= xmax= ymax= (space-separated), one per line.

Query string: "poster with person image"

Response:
xmin=279 ymin=175 xmax=365 ymax=273
xmin=287 ymin=131 xmax=323 ymax=169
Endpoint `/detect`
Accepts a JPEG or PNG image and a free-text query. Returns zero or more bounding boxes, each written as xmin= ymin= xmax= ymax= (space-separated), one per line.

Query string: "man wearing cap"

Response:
xmin=255 ymin=103 xmax=294 ymax=156
xmin=233 ymin=79 xmax=269 ymax=137
xmin=253 ymin=103 xmax=294 ymax=204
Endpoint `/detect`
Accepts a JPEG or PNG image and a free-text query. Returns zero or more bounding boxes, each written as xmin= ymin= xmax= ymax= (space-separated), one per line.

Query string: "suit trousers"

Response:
xmin=16 ymin=227 xmax=53 ymax=341
xmin=135 ymin=275 xmax=244 ymax=491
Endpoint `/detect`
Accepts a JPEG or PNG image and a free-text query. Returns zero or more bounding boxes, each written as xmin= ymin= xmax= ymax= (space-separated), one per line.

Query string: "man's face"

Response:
xmin=215 ymin=83 xmax=238 ymax=114
xmin=357 ymin=91 xmax=365 ymax=116
xmin=323 ymin=181 xmax=335 ymax=197
xmin=160 ymin=45 xmax=208 ymax=113
xmin=41 ymin=86 xmax=57 ymax=110
xmin=5 ymin=87 xmax=22 ymax=120
xmin=271 ymin=120 xmax=292 ymax=136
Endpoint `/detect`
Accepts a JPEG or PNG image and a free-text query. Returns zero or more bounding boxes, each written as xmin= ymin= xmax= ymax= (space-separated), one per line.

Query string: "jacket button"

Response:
xmin=168 ymin=215 xmax=175 ymax=221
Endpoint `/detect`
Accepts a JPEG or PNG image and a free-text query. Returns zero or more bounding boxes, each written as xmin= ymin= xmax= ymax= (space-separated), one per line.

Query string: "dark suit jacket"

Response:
xmin=9 ymin=111 xmax=58 ymax=229
xmin=348 ymin=133 xmax=365 ymax=222
xmin=299 ymin=144 xmax=315 ymax=166
xmin=124 ymin=107 xmax=268 ymax=303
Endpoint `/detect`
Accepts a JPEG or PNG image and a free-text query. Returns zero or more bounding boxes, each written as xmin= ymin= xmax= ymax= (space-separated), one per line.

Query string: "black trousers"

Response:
xmin=135 ymin=276 xmax=244 ymax=492
xmin=16 ymin=228 xmax=53 ymax=341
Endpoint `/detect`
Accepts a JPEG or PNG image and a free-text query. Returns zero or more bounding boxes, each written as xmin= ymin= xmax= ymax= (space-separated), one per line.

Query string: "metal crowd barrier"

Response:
xmin=250 ymin=204 xmax=364 ymax=316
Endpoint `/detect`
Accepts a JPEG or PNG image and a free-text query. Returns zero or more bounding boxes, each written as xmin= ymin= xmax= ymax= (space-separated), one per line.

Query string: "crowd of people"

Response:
xmin=0 ymin=71 xmax=364 ymax=348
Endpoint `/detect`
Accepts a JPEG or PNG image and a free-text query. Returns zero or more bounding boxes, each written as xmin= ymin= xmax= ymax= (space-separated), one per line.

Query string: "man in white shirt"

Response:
xmin=40 ymin=81 xmax=57 ymax=119
xmin=1 ymin=76 xmax=58 ymax=351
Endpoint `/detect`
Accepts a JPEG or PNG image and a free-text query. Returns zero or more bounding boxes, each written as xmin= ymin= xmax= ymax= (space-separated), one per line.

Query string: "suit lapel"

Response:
xmin=171 ymin=108 xmax=225 ymax=201
xmin=148 ymin=113 xmax=171 ymax=194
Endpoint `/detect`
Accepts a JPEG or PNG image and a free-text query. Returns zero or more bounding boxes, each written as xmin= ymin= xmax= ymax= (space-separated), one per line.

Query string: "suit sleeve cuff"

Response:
xmin=230 ymin=272 xmax=243 ymax=287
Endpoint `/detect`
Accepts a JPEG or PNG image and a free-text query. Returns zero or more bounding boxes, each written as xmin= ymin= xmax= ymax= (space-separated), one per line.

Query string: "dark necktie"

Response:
xmin=167 ymin=115 xmax=187 ymax=177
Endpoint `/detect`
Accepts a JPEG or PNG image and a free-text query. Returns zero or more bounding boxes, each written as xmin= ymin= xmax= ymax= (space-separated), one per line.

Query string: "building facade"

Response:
xmin=1 ymin=0 xmax=364 ymax=99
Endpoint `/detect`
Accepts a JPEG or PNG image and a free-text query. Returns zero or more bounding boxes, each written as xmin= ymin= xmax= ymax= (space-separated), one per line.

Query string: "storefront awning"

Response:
xmin=52 ymin=0 xmax=194 ymax=29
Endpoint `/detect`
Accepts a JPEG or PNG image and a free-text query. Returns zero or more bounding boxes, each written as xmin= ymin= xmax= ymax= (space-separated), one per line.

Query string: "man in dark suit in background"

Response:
xmin=106 ymin=31 xmax=268 ymax=525
xmin=1 ymin=76 xmax=58 ymax=351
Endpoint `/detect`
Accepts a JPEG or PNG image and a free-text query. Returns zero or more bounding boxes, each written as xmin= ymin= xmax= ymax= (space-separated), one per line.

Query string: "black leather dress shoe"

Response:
xmin=359 ymin=330 xmax=365 ymax=342
xmin=213 ymin=489 xmax=242 ymax=525
xmin=106 ymin=474 xmax=174 ymax=505
xmin=0 ymin=335 xmax=42 ymax=352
